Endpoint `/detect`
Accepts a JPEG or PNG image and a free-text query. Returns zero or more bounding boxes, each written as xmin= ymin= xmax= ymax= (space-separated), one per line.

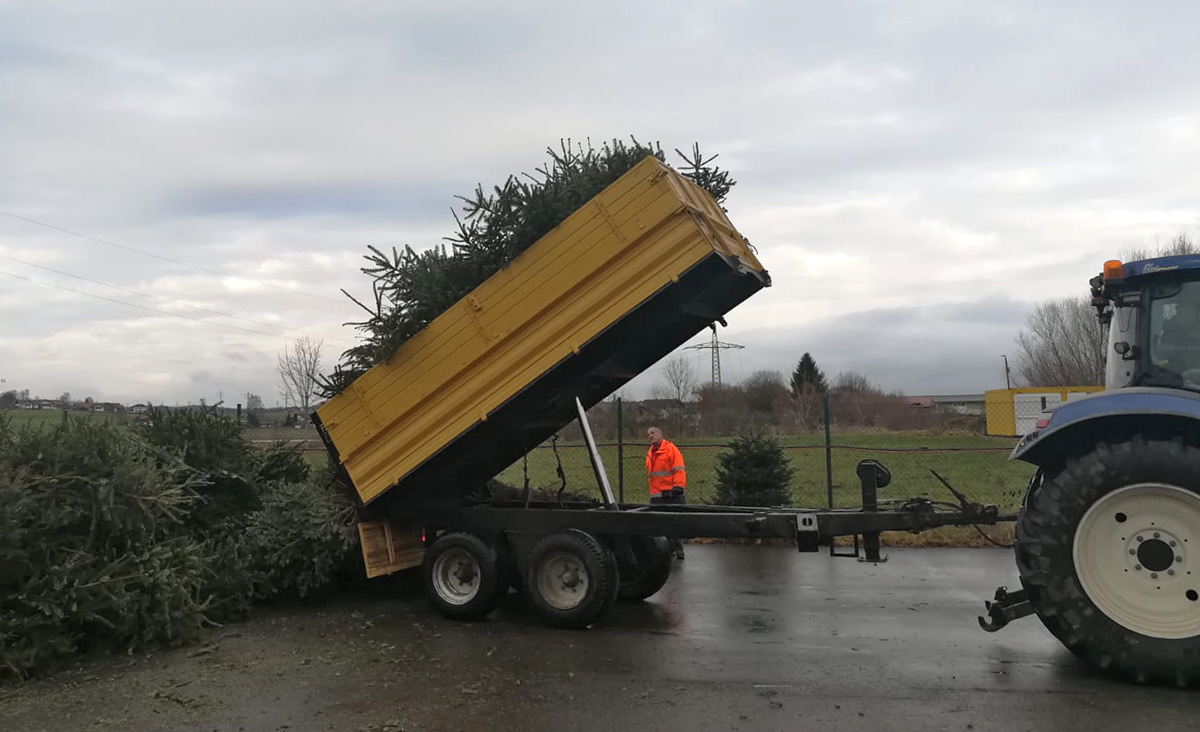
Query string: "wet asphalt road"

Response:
xmin=3 ymin=544 xmax=1200 ymax=732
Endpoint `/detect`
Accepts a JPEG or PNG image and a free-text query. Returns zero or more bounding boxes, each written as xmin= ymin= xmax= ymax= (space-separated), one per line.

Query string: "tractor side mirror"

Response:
xmin=1114 ymin=341 xmax=1140 ymax=360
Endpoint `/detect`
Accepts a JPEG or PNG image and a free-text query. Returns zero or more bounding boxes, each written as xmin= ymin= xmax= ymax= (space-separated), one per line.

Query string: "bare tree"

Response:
xmin=742 ymin=370 xmax=787 ymax=415
xmin=659 ymin=354 xmax=697 ymax=405
xmin=278 ymin=336 xmax=324 ymax=415
xmin=831 ymin=370 xmax=878 ymax=394
xmin=655 ymin=354 xmax=697 ymax=436
xmin=1015 ymin=296 xmax=1106 ymax=386
xmin=1123 ymin=232 xmax=1199 ymax=262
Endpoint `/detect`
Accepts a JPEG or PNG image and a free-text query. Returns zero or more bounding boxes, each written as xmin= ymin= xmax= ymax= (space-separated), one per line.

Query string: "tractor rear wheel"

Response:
xmin=1016 ymin=438 xmax=1200 ymax=686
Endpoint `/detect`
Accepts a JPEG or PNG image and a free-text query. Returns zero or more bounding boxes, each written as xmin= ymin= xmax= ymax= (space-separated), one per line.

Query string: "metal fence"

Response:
xmin=491 ymin=392 xmax=1040 ymax=513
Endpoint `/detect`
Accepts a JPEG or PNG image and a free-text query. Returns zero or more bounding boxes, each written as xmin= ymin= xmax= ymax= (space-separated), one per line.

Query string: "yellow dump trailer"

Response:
xmin=314 ymin=155 xmax=770 ymax=516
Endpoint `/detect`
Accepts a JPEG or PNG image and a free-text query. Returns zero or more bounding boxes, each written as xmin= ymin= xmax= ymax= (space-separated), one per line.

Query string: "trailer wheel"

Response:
xmin=422 ymin=532 xmax=506 ymax=621
xmin=617 ymin=536 xmax=673 ymax=602
xmin=1016 ymin=438 xmax=1200 ymax=686
xmin=524 ymin=530 xmax=617 ymax=629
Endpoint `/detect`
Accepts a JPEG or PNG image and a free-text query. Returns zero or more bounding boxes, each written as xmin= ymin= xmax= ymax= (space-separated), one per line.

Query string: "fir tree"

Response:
xmin=789 ymin=352 xmax=828 ymax=398
xmin=713 ymin=431 xmax=794 ymax=507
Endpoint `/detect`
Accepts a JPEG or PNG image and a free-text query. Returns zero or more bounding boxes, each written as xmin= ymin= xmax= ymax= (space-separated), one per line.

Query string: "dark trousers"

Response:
xmin=650 ymin=490 xmax=686 ymax=555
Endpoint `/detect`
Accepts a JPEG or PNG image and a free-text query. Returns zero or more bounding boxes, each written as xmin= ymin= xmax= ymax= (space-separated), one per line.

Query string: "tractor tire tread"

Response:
xmin=1016 ymin=437 xmax=1200 ymax=688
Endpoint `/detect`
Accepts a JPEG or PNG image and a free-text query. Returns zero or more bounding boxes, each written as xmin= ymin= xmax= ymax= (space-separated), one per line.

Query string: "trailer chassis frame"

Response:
xmin=411 ymin=458 xmax=1013 ymax=563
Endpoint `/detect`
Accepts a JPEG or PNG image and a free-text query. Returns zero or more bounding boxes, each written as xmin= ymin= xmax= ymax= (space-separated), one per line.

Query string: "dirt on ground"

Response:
xmin=0 ymin=574 xmax=549 ymax=732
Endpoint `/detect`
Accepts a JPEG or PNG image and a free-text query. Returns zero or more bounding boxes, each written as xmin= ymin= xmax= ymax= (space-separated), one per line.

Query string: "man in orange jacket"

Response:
xmin=646 ymin=426 xmax=686 ymax=559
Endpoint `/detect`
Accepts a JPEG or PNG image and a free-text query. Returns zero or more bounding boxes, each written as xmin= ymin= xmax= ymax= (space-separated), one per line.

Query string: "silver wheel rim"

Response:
xmin=1073 ymin=482 xmax=1200 ymax=639
xmin=536 ymin=550 xmax=590 ymax=611
xmin=431 ymin=548 xmax=482 ymax=606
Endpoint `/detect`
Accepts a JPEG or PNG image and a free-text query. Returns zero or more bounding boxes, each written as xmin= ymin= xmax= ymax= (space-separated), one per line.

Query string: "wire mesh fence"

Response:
xmin=490 ymin=391 xmax=1042 ymax=513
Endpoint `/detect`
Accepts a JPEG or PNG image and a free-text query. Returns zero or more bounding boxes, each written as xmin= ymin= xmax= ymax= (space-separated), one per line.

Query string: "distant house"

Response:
xmin=930 ymin=394 xmax=986 ymax=416
xmin=129 ymin=404 xmax=149 ymax=414
xmin=633 ymin=398 xmax=680 ymax=420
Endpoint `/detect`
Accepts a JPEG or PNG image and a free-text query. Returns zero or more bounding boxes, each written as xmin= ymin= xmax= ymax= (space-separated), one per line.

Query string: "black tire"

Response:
xmin=1016 ymin=438 xmax=1200 ymax=687
xmin=523 ymin=530 xmax=617 ymax=629
xmin=598 ymin=540 xmax=622 ymax=614
xmin=493 ymin=539 xmax=519 ymax=603
xmin=616 ymin=536 xmax=673 ymax=602
xmin=422 ymin=532 xmax=506 ymax=621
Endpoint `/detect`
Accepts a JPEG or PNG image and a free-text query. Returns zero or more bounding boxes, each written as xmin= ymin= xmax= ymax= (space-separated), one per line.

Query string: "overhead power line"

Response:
xmin=0 ymin=207 xmax=349 ymax=305
xmin=0 ymin=267 xmax=346 ymax=342
xmin=0 ymin=251 xmax=351 ymax=343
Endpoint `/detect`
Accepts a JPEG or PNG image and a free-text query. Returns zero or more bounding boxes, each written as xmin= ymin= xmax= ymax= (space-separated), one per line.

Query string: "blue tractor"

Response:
xmin=995 ymin=254 xmax=1200 ymax=685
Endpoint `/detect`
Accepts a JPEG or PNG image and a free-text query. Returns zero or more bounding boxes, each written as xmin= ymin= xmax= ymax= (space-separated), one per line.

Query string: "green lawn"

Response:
xmin=2 ymin=409 xmax=1031 ymax=512
xmin=245 ymin=425 xmax=320 ymax=442
xmin=1 ymin=409 xmax=131 ymax=428
xmin=495 ymin=431 xmax=1032 ymax=512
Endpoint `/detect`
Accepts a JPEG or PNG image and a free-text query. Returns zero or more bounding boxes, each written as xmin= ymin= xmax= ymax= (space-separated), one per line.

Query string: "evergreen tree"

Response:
xmin=713 ymin=431 xmax=793 ymax=507
xmin=789 ymin=353 xmax=828 ymax=398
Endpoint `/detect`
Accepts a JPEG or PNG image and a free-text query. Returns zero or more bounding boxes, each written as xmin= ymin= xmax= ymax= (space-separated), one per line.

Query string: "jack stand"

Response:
xmin=857 ymin=460 xmax=890 ymax=563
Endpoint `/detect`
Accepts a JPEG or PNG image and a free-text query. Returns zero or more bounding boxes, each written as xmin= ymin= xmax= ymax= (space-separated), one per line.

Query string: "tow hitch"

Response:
xmin=978 ymin=586 xmax=1035 ymax=631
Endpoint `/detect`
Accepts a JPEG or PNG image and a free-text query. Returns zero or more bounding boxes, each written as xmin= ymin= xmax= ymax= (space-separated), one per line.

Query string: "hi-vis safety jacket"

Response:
xmin=645 ymin=439 xmax=686 ymax=496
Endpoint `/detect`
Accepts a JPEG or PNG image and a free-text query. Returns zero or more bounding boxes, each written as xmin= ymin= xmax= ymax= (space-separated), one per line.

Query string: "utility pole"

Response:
xmin=1002 ymin=354 xmax=1012 ymax=390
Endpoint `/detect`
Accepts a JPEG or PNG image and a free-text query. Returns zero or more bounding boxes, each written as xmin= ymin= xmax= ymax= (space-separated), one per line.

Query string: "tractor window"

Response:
xmin=1148 ymin=279 xmax=1200 ymax=388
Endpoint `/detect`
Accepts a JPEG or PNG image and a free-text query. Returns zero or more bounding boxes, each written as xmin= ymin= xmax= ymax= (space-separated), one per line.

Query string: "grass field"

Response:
xmin=2 ymin=409 xmax=132 ymax=428
xmin=495 ymin=432 xmax=1032 ymax=512
xmin=2 ymin=410 xmax=1032 ymax=513
xmin=246 ymin=425 xmax=320 ymax=442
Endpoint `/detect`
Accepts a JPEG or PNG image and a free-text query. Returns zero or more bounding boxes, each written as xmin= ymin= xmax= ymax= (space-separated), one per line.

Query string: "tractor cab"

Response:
xmin=1091 ymin=254 xmax=1200 ymax=392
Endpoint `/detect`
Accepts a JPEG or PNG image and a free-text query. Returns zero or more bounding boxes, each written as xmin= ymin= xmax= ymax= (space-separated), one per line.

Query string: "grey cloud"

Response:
xmin=625 ymin=297 xmax=1039 ymax=399
xmin=1 ymin=0 xmax=1198 ymax=405
xmin=739 ymin=299 xmax=1034 ymax=394
xmin=162 ymin=181 xmax=457 ymax=221
xmin=0 ymin=40 xmax=78 ymax=74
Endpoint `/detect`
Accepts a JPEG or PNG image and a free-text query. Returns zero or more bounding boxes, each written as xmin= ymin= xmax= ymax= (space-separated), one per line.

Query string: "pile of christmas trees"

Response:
xmin=0 ymin=410 xmax=357 ymax=679
xmin=320 ymin=137 xmax=736 ymax=396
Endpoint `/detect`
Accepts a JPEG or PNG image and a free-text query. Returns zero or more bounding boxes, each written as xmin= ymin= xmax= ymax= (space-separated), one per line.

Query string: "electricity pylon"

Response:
xmin=683 ymin=323 xmax=744 ymax=388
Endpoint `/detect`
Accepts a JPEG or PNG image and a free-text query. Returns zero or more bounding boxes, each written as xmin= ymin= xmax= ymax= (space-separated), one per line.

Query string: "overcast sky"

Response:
xmin=2 ymin=0 xmax=1199 ymax=406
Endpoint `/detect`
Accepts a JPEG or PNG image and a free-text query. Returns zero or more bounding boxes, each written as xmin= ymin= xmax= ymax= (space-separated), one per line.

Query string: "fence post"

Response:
xmin=616 ymin=397 xmax=624 ymax=503
xmin=823 ymin=392 xmax=833 ymax=509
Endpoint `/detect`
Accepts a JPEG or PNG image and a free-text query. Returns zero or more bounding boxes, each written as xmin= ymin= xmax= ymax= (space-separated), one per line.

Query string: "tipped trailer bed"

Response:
xmin=314 ymin=155 xmax=770 ymax=512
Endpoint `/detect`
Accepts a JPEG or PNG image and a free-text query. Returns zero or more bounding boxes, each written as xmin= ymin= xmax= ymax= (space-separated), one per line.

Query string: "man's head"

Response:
xmin=647 ymin=426 xmax=663 ymax=447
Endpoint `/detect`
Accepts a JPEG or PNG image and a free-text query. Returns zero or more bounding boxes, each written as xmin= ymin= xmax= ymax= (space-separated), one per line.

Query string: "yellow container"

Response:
xmin=315 ymin=156 xmax=769 ymax=509
xmin=985 ymin=386 xmax=1104 ymax=436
